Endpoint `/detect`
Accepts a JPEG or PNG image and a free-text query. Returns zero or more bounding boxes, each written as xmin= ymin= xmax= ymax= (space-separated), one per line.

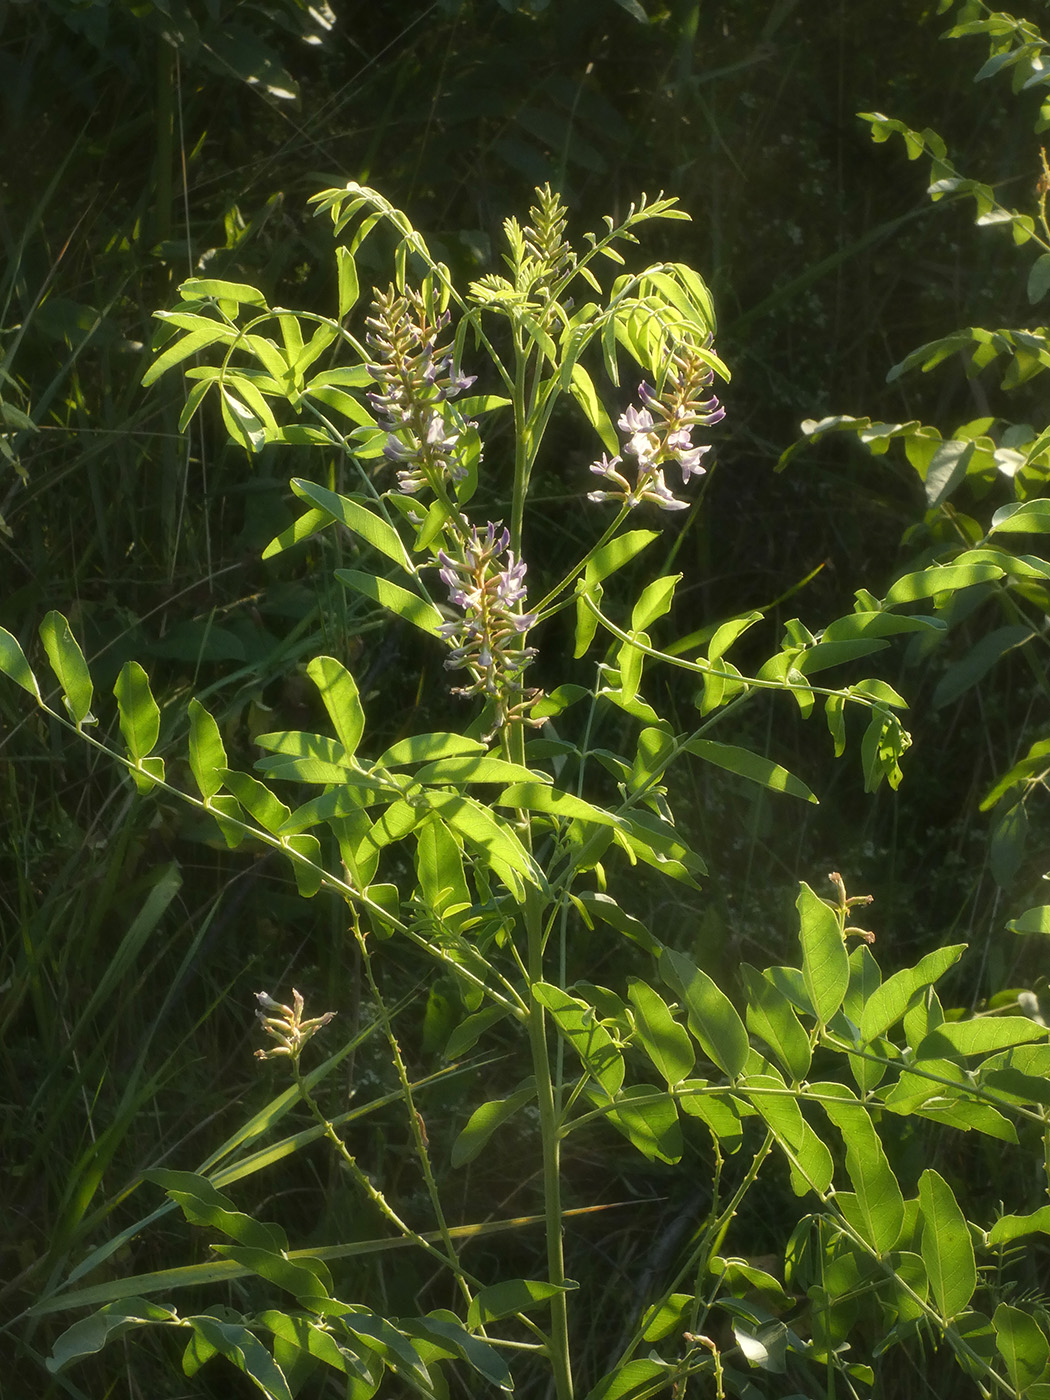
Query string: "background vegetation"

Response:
xmin=4 ymin=1 xmax=1050 ymax=1395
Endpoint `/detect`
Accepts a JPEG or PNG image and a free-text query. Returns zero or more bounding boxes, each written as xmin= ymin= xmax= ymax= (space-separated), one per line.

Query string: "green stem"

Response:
xmin=535 ymin=504 xmax=630 ymax=616
xmin=510 ymin=326 xmax=530 ymax=556
xmin=525 ymin=885 xmax=574 ymax=1400
xmin=352 ymin=914 xmax=474 ymax=1308
xmin=505 ymin=329 xmax=573 ymax=1392
xmin=293 ymin=1063 xmax=472 ymax=1284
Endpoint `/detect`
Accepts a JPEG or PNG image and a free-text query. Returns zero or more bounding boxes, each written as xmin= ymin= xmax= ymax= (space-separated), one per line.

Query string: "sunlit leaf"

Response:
xmin=0 ymin=627 xmax=41 ymax=699
xmin=796 ymin=883 xmax=848 ymax=1025
xmin=660 ymin=948 xmax=748 ymax=1078
xmin=918 ymin=1168 xmax=976 ymax=1320
xmin=451 ymin=1081 xmax=537 ymax=1168
xmin=627 ymin=978 xmax=695 ymax=1086
xmin=40 ymin=610 xmax=94 ymax=726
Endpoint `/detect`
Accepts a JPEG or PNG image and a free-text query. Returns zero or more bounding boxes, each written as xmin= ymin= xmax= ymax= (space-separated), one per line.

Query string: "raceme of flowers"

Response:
xmin=437 ymin=521 xmax=540 ymax=731
xmin=254 ymin=989 xmax=336 ymax=1064
xmin=589 ymin=341 xmax=726 ymax=512
xmin=365 ymin=285 xmax=477 ymax=496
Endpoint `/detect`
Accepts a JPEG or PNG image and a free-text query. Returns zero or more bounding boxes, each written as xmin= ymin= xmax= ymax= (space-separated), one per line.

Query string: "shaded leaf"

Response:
xmin=467 ymin=1278 xmax=577 ymax=1328
xmin=451 ymin=1081 xmax=536 ymax=1168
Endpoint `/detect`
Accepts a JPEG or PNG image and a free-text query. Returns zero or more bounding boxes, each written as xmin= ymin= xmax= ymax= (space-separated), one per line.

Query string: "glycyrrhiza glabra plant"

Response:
xmin=9 ymin=180 xmax=1050 ymax=1400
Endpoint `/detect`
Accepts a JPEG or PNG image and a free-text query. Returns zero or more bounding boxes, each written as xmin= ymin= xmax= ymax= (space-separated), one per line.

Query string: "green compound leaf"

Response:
xmin=1008 ymin=904 xmax=1050 ymax=935
xmin=498 ymin=781 xmax=623 ymax=829
xmin=178 ymin=277 xmax=270 ymax=307
xmin=417 ymin=756 xmax=543 ymax=787
xmin=678 ymin=1084 xmax=745 ymax=1152
xmin=307 ymin=655 xmax=365 ymax=757
xmin=631 ymin=573 xmax=681 ymax=631
xmin=0 ymin=627 xmax=41 ymax=699
xmin=379 ymin=733 xmax=487 ymax=766
xmin=573 ymin=890 xmax=660 ymax=955
xmin=587 ymin=529 xmax=660 ymax=587
xmin=335 ymin=246 xmax=360 ymax=318
xmin=423 ymin=791 xmax=543 ymax=892
xmin=534 ymin=982 xmax=625 ymax=1096
xmin=988 ymin=1205 xmax=1050 ymax=1244
xmin=796 ymin=882 xmax=848 ymax=1026
xmin=627 ymin=977 xmax=695 ymax=1086
xmin=262 ymin=506 xmax=332 ymax=559
xmin=255 ymin=731 xmax=354 ymax=783
xmin=340 ymin=1309 xmax=433 ymax=1392
xmin=451 ymin=1081 xmax=537 ymax=1168
xmin=685 ymin=738 xmax=818 ymax=803
xmin=993 ymin=1303 xmax=1050 ymax=1392
xmin=415 ymin=815 xmax=471 ymax=920
xmin=220 ymin=385 xmax=267 ymax=453
xmin=113 ymin=660 xmax=160 ymax=761
xmin=40 ymin=610 xmax=94 ymax=726
xmin=284 ymin=833 xmax=324 ymax=898
xmin=918 ymin=1168 xmax=976 ymax=1320
xmin=659 ymin=947 xmax=748 ymax=1079
xmin=569 ymin=360 xmax=619 ymax=455
xmin=142 ymin=325 xmax=238 ymax=387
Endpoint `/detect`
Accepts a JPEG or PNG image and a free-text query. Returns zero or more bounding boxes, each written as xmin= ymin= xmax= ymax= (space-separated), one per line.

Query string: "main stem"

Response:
xmin=505 ymin=315 xmax=573 ymax=1399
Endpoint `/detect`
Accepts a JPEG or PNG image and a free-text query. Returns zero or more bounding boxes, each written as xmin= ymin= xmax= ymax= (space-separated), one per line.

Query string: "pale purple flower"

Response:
xmin=590 ymin=340 xmax=725 ymax=511
xmin=437 ymin=521 xmax=540 ymax=730
xmin=364 ymin=286 xmax=478 ymax=497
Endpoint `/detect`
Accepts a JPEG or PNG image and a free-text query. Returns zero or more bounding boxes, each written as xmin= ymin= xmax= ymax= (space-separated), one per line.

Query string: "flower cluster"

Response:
xmin=437 ymin=522 xmax=541 ymax=731
xmin=254 ymin=989 xmax=336 ymax=1065
xmin=589 ymin=341 xmax=725 ymax=512
xmin=365 ymin=286 xmax=477 ymax=496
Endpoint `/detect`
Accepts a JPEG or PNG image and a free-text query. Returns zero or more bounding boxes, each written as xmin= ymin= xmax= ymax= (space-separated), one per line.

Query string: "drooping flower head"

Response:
xmin=365 ymin=286 xmax=477 ymax=496
xmin=437 ymin=521 xmax=541 ymax=732
xmin=589 ymin=339 xmax=725 ymax=512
